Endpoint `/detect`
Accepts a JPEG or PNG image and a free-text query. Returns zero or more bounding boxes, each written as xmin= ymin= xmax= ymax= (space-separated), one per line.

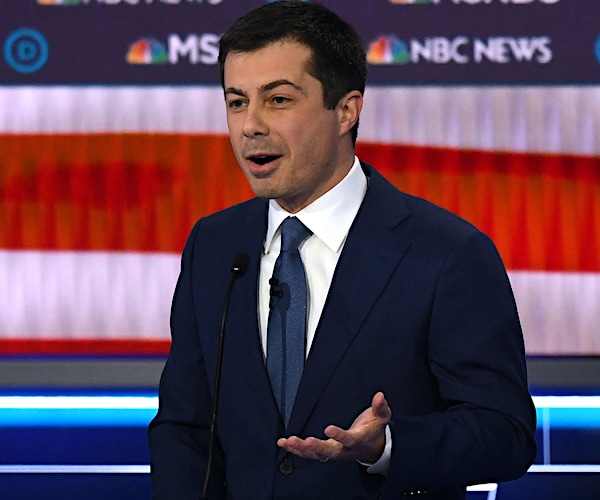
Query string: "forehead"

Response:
xmin=223 ymin=41 xmax=314 ymax=89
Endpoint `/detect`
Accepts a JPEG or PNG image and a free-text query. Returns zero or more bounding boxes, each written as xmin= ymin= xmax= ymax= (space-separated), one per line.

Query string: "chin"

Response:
xmin=247 ymin=183 xmax=279 ymax=200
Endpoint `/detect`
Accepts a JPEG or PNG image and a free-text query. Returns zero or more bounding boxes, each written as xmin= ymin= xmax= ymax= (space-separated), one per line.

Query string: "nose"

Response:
xmin=242 ymin=102 xmax=268 ymax=137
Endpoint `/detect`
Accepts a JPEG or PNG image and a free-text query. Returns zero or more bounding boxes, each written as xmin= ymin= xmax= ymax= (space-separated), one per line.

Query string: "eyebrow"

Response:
xmin=224 ymin=79 xmax=306 ymax=98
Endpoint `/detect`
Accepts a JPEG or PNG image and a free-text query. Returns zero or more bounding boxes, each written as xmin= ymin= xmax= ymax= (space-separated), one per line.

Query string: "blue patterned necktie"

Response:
xmin=267 ymin=217 xmax=312 ymax=427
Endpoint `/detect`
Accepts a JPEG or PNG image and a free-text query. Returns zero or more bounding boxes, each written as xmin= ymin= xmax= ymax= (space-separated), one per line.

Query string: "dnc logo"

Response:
xmin=3 ymin=28 xmax=49 ymax=74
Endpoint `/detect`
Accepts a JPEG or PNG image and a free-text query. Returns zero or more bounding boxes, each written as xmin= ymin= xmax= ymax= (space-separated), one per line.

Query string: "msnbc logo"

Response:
xmin=38 ymin=0 xmax=224 ymax=4
xmin=126 ymin=38 xmax=168 ymax=65
xmin=126 ymin=34 xmax=219 ymax=65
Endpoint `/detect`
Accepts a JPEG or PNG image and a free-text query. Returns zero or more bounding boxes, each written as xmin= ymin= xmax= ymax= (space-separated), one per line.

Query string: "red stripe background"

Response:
xmin=1 ymin=133 xmax=598 ymax=271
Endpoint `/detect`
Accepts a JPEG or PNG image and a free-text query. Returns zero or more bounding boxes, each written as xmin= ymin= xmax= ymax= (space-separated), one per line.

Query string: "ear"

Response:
xmin=337 ymin=90 xmax=363 ymax=137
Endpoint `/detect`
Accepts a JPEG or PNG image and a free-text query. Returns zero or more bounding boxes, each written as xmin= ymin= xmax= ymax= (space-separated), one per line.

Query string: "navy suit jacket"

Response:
xmin=148 ymin=163 xmax=536 ymax=499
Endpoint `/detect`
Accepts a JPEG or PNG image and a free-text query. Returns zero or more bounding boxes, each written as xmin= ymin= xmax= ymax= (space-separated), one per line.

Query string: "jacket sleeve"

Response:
xmin=382 ymin=229 xmax=537 ymax=496
xmin=147 ymin=220 xmax=226 ymax=499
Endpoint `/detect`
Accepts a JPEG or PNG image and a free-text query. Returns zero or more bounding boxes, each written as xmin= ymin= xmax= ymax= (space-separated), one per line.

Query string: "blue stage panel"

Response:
xmin=0 ymin=427 xmax=150 ymax=465
xmin=550 ymin=428 xmax=600 ymax=464
xmin=0 ymin=473 xmax=151 ymax=500
xmin=497 ymin=472 xmax=600 ymax=500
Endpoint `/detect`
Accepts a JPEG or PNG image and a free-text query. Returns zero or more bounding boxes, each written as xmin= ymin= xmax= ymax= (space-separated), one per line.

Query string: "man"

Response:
xmin=148 ymin=2 xmax=537 ymax=498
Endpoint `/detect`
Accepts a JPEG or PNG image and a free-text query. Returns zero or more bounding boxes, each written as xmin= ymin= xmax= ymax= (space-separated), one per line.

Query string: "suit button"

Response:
xmin=403 ymin=490 xmax=429 ymax=496
xmin=279 ymin=458 xmax=294 ymax=476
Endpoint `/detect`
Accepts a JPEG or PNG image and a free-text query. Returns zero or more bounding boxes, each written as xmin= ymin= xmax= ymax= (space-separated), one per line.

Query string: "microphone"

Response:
xmin=231 ymin=252 xmax=250 ymax=277
xmin=201 ymin=252 xmax=249 ymax=499
xmin=269 ymin=276 xmax=283 ymax=301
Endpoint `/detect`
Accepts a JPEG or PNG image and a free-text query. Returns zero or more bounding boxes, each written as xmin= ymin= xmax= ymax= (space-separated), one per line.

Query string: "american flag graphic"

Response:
xmin=1 ymin=86 xmax=598 ymax=356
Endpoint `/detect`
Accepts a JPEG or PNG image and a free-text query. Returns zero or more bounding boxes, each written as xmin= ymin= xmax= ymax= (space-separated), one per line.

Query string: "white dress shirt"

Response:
xmin=259 ymin=156 xmax=367 ymax=356
xmin=258 ymin=156 xmax=391 ymax=475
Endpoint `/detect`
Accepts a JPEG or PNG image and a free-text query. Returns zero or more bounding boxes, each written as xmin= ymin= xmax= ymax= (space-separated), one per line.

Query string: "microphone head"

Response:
xmin=231 ymin=252 xmax=250 ymax=276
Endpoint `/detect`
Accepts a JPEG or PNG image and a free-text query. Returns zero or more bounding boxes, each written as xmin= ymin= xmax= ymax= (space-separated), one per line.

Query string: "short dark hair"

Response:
xmin=218 ymin=0 xmax=367 ymax=145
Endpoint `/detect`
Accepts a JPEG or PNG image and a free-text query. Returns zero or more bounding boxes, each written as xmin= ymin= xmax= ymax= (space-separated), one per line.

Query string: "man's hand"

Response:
xmin=277 ymin=392 xmax=391 ymax=464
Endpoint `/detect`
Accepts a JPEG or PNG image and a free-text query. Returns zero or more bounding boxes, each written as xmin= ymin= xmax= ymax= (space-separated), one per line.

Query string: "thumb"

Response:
xmin=372 ymin=392 xmax=391 ymax=419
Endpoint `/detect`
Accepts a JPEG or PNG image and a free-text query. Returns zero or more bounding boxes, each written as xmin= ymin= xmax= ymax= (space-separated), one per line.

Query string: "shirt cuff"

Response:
xmin=359 ymin=424 xmax=392 ymax=476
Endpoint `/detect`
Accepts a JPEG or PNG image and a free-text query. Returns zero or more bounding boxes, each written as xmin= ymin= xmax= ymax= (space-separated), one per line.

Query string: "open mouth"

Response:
xmin=248 ymin=154 xmax=282 ymax=166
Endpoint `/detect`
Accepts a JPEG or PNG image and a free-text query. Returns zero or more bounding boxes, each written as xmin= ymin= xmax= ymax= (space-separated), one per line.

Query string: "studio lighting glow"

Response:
xmin=533 ymin=396 xmax=600 ymax=429
xmin=0 ymin=394 xmax=158 ymax=426
xmin=532 ymin=396 xmax=600 ymax=409
xmin=0 ymin=394 xmax=598 ymax=427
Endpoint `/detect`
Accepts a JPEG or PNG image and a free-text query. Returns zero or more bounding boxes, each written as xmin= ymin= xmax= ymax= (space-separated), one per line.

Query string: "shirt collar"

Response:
xmin=264 ymin=156 xmax=367 ymax=254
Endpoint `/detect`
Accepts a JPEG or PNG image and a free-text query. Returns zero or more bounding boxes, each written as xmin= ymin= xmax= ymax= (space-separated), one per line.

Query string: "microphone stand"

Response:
xmin=201 ymin=253 xmax=249 ymax=499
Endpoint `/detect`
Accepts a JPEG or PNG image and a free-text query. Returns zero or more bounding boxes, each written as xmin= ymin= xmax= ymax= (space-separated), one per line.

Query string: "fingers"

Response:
xmin=277 ymin=392 xmax=392 ymax=464
xmin=324 ymin=424 xmax=353 ymax=446
xmin=277 ymin=435 xmax=342 ymax=462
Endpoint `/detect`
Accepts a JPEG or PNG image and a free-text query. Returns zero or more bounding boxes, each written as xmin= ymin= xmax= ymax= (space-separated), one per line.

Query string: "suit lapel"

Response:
xmin=221 ymin=201 xmax=285 ymax=435
xmin=288 ymin=166 xmax=412 ymax=434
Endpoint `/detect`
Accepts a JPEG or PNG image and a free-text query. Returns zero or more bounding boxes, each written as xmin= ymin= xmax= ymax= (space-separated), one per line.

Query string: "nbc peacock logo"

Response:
xmin=126 ymin=38 xmax=168 ymax=65
xmin=366 ymin=35 xmax=411 ymax=65
xmin=37 ymin=0 xmax=85 ymax=4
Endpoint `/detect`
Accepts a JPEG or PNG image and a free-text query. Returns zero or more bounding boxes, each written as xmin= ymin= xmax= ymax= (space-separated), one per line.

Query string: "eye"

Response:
xmin=272 ymin=96 xmax=290 ymax=105
xmin=228 ymin=99 xmax=246 ymax=109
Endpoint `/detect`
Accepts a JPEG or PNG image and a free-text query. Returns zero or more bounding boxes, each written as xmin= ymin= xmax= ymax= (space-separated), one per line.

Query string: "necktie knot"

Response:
xmin=280 ymin=217 xmax=312 ymax=253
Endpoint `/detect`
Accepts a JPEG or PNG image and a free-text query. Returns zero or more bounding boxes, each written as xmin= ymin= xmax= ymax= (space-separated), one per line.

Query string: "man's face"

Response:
xmin=223 ymin=41 xmax=358 ymax=213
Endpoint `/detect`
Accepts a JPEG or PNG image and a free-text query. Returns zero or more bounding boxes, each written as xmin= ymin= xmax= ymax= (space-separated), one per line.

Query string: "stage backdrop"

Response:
xmin=0 ymin=0 xmax=599 ymax=356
